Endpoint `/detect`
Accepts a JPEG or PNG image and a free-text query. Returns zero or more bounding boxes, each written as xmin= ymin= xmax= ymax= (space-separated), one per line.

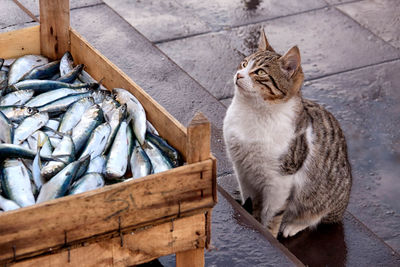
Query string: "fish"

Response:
xmin=13 ymin=112 xmax=49 ymax=144
xmin=146 ymin=120 xmax=159 ymax=136
xmin=0 ymin=89 xmax=34 ymax=106
xmin=0 ymin=195 xmax=20 ymax=211
xmin=143 ymin=140 xmax=172 ymax=174
xmin=71 ymin=104 xmax=104 ymax=153
xmin=103 ymin=104 xmax=127 ymax=154
xmin=59 ymin=51 xmax=74 ymax=76
xmin=8 ymin=55 xmax=48 ymax=85
xmin=36 ymin=157 xmax=87 ymax=203
xmin=37 ymin=91 xmax=93 ymax=115
xmin=27 ymin=131 xmax=53 ymax=158
xmin=79 ymin=122 xmax=111 ymax=160
xmin=69 ymin=173 xmax=105 ymax=195
xmin=57 ymin=64 xmax=84 ymax=83
xmin=0 ymin=105 xmax=37 ymax=122
xmin=130 ymin=140 xmax=153 ymax=179
xmin=25 ymin=88 xmax=90 ymax=107
xmin=1 ymin=158 xmax=35 ymax=207
xmin=0 ymin=144 xmax=54 ymax=161
xmin=31 ymin=135 xmax=46 ymax=190
xmin=112 ymin=88 xmax=147 ymax=145
xmin=0 ymin=70 xmax=8 ymax=92
xmin=105 ymin=120 xmax=128 ymax=179
xmin=86 ymin=155 xmax=106 ymax=174
xmin=41 ymin=135 xmax=75 ymax=180
xmin=58 ymin=97 xmax=94 ymax=133
xmin=12 ymin=79 xmax=98 ymax=94
xmin=0 ymin=110 xmax=14 ymax=143
xmin=146 ymin=132 xmax=183 ymax=168
xmin=19 ymin=61 xmax=60 ymax=81
xmin=100 ymin=95 xmax=120 ymax=121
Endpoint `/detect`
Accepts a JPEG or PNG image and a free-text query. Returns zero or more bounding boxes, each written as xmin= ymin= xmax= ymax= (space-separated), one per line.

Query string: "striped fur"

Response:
xmin=223 ymin=29 xmax=352 ymax=238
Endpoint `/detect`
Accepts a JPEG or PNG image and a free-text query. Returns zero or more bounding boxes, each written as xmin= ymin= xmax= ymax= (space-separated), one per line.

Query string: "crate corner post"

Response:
xmin=175 ymin=112 xmax=211 ymax=267
xmin=39 ymin=0 xmax=70 ymax=60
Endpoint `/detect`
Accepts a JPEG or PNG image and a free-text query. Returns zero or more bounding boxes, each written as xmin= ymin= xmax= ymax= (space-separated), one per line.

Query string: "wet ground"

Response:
xmin=2 ymin=0 xmax=400 ymax=265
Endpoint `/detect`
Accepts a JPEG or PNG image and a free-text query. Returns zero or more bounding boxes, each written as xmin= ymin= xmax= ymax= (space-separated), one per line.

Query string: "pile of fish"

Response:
xmin=0 ymin=52 xmax=183 ymax=212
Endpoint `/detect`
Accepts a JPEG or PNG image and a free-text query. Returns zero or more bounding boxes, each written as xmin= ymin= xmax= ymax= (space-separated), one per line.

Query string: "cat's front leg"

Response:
xmin=260 ymin=178 xmax=292 ymax=238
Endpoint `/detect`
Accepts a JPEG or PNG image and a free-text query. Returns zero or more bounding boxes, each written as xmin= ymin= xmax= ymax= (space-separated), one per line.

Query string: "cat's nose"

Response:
xmin=237 ymin=73 xmax=244 ymax=79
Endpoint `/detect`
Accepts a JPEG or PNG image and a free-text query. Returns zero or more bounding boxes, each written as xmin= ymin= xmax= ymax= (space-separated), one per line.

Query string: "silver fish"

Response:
xmin=104 ymin=104 xmax=127 ymax=154
xmin=41 ymin=135 xmax=75 ymax=180
xmin=0 ymin=90 xmax=34 ymax=106
xmin=8 ymin=55 xmax=48 ymax=85
xmin=25 ymin=88 xmax=89 ymax=107
xmin=0 ymin=144 xmax=54 ymax=161
xmin=86 ymin=155 xmax=106 ymax=174
xmin=146 ymin=120 xmax=159 ymax=136
xmin=57 ymin=64 xmax=84 ymax=83
xmin=58 ymin=97 xmax=94 ymax=133
xmin=112 ymin=88 xmax=147 ymax=145
xmin=13 ymin=112 xmax=49 ymax=144
xmin=101 ymin=95 xmax=120 ymax=121
xmin=71 ymin=104 xmax=103 ymax=153
xmin=59 ymin=51 xmax=74 ymax=76
xmin=69 ymin=173 xmax=105 ymax=195
xmin=0 ymin=195 xmax=20 ymax=211
xmin=0 ymin=110 xmax=13 ymax=143
xmin=146 ymin=132 xmax=183 ymax=168
xmin=37 ymin=91 xmax=92 ymax=115
xmin=27 ymin=131 xmax=53 ymax=158
xmin=0 ymin=105 xmax=37 ymax=122
xmin=105 ymin=120 xmax=128 ymax=179
xmin=1 ymin=159 xmax=35 ymax=207
xmin=37 ymin=158 xmax=85 ymax=203
xmin=12 ymin=79 xmax=97 ymax=94
xmin=143 ymin=140 xmax=172 ymax=174
xmin=130 ymin=141 xmax=152 ymax=179
xmin=19 ymin=61 xmax=60 ymax=81
xmin=0 ymin=71 xmax=8 ymax=92
xmin=49 ymin=136 xmax=61 ymax=148
xmin=79 ymin=122 xmax=111 ymax=160
xmin=45 ymin=119 xmax=60 ymax=131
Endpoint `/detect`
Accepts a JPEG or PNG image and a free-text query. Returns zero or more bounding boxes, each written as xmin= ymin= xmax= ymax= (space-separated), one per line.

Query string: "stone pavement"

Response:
xmin=2 ymin=0 xmax=400 ymax=265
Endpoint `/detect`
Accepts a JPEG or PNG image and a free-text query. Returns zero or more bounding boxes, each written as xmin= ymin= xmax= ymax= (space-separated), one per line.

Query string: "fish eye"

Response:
xmin=27 ymin=107 xmax=34 ymax=113
xmin=113 ymin=94 xmax=118 ymax=100
xmin=256 ymin=69 xmax=266 ymax=76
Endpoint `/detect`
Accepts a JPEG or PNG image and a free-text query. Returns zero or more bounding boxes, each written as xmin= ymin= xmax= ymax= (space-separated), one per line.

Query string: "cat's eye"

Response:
xmin=256 ymin=69 xmax=266 ymax=76
xmin=241 ymin=61 xmax=248 ymax=68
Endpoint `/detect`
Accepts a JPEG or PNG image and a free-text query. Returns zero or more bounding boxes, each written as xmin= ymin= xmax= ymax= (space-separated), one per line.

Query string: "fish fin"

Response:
xmin=41 ymin=126 xmax=66 ymax=137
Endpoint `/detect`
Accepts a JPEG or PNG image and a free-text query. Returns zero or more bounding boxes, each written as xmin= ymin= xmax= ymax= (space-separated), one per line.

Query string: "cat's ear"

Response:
xmin=258 ymin=28 xmax=275 ymax=52
xmin=279 ymin=46 xmax=301 ymax=78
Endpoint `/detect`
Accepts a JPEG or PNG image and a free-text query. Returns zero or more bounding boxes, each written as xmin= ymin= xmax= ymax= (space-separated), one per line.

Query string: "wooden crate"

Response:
xmin=0 ymin=0 xmax=217 ymax=266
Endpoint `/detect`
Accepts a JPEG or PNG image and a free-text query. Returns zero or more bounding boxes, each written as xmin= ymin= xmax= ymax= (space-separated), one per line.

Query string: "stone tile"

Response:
xmin=157 ymin=7 xmax=400 ymax=101
xmin=103 ymin=0 xmax=212 ymax=43
xmin=337 ymin=0 xmax=400 ymax=48
xmin=0 ymin=21 xmax=38 ymax=33
xmin=70 ymin=5 xmax=232 ymax=175
xmin=103 ymin=0 xmax=326 ymax=43
xmin=0 ymin=0 xmax=33 ymax=28
xmin=301 ymin=59 xmax=400 ymax=251
xmin=325 ymin=0 xmax=359 ymax=4
xmin=178 ymin=0 xmax=327 ymax=30
xmin=18 ymin=0 xmax=103 ymax=16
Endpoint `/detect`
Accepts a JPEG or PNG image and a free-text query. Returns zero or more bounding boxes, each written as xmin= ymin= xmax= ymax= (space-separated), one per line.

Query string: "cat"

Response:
xmin=223 ymin=29 xmax=352 ymax=238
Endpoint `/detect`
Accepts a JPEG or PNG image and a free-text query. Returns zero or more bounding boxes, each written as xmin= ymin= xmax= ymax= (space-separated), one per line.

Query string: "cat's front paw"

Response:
xmin=281 ymin=223 xmax=307 ymax=238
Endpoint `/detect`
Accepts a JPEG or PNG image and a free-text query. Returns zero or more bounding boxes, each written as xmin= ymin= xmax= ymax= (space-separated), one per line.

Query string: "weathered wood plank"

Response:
xmin=12 ymin=214 xmax=206 ymax=267
xmin=0 ymin=160 xmax=213 ymax=263
xmin=0 ymin=26 xmax=40 ymax=59
xmin=176 ymin=248 xmax=205 ymax=267
xmin=186 ymin=112 xmax=211 ymax=164
xmin=39 ymin=0 xmax=70 ymax=59
xmin=69 ymin=28 xmax=187 ymax=159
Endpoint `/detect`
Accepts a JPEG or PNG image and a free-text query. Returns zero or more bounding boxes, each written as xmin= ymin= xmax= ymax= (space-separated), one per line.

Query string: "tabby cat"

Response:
xmin=223 ymin=29 xmax=352 ymax=238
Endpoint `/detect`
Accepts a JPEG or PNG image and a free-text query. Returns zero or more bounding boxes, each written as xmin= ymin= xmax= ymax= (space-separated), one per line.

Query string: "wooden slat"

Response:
xmin=12 ymin=214 xmax=206 ymax=267
xmin=176 ymin=113 xmax=211 ymax=266
xmin=0 ymin=160 xmax=214 ymax=263
xmin=39 ymin=0 xmax=70 ymax=60
xmin=176 ymin=248 xmax=205 ymax=267
xmin=186 ymin=112 xmax=211 ymax=164
xmin=0 ymin=26 xmax=40 ymax=59
xmin=69 ymin=29 xmax=187 ymax=159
